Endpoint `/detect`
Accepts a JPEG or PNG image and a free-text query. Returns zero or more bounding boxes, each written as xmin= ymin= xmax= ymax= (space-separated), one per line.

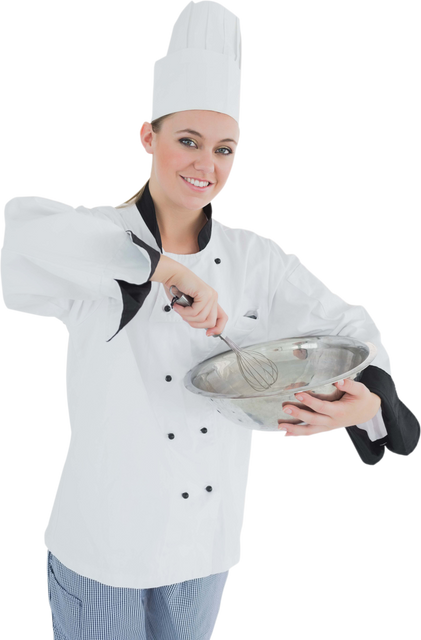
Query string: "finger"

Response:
xmin=281 ymin=404 xmax=333 ymax=427
xmin=334 ymin=377 xmax=365 ymax=397
xmin=278 ymin=422 xmax=330 ymax=436
xmin=172 ymin=300 xmax=203 ymax=318
xmin=208 ymin=311 xmax=228 ymax=336
xmin=292 ymin=391 xmax=335 ymax=418
xmin=174 ymin=300 xmax=214 ymax=325
xmin=278 ymin=423 xmax=314 ymax=440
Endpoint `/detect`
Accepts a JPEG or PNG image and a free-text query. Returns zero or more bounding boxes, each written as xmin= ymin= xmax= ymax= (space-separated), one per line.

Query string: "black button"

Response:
xmin=164 ymin=305 xmax=171 ymax=312
xmin=214 ymin=258 xmax=221 ymax=264
xmin=206 ymin=486 xmax=213 ymax=492
xmin=200 ymin=427 xmax=208 ymax=434
xmin=165 ymin=375 xmax=172 ymax=382
xmin=168 ymin=433 xmax=175 ymax=439
xmin=182 ymin=492 xmax=189 ymax=499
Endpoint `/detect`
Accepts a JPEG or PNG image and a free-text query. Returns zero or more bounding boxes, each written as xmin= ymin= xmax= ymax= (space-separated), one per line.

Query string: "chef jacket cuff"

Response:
xmin=106 ymin=230 xmax=161 ymax=342
xmin=345 ymin=365 xmax=420 ymax=465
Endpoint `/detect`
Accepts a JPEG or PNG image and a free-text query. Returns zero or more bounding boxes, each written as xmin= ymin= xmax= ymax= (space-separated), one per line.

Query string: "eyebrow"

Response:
xmin=175 ymin=129 xmax=238 ymax=145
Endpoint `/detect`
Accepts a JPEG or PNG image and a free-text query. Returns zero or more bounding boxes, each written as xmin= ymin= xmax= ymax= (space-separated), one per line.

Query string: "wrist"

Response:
xmin=370 ymin=392 xmax=381 ymax=416
xmin=150 ymin=254 xmax=184 ymax=284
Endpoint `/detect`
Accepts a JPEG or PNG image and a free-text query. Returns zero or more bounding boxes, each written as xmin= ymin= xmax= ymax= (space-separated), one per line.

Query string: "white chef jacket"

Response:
xmin=1 ymin=180 xmax=419 ymax=589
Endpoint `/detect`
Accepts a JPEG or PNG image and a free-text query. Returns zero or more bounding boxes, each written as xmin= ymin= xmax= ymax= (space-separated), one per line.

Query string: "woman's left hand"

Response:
xmin=278 ymin=377 xmax=381 ymax=436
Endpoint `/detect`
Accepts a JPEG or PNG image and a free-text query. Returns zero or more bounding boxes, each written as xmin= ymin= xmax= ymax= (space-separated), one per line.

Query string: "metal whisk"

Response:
xmin=169 ymin=286 xmax=279 ymax=392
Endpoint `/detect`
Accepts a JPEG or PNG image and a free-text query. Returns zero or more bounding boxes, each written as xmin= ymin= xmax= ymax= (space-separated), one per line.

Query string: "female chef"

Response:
xmin=1 ymin=2 xmax=419 ymax=640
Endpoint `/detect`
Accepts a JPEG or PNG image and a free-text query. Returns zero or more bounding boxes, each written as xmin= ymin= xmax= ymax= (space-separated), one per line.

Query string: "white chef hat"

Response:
xmin=152 ymin=0 xmax=242 ymax=124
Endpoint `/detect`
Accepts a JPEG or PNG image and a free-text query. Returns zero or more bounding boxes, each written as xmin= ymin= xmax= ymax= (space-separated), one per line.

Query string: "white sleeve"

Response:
xmin=261 ymin=238 xmax=393 ymax=441
xmin=265 ymin=240 xmax=392 ymax=374
xmin=355 ymin=406 xmax=388 ymax=441
xmin=1 ymin=196 xmax=161 ymax=341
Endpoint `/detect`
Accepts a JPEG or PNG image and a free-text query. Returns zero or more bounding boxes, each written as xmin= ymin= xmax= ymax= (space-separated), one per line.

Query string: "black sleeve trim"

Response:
xmin=106 ymin=230 xmax=162 ymax=342
xmin=345 ymin=365 xmax=420 ymax=464
xmin=125 ymin=229 xmax=161 ymax=280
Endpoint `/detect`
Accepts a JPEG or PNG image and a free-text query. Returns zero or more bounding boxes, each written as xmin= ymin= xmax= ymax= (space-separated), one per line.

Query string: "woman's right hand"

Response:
xmin=166 ymin=268 xmax=228 ymax=337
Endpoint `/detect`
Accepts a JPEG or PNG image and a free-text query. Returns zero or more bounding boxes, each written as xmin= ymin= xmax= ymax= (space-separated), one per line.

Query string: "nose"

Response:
xmin=193 ymin=148 xmax=215 ymax=175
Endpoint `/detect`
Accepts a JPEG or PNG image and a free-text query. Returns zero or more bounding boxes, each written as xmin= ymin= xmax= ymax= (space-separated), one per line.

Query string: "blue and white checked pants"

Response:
xmin=47 ymin=550 xmax=229 ymax=640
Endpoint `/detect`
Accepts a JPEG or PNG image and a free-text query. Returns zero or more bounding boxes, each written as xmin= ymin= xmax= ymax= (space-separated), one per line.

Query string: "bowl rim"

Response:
xmin=183 ymin=336 xmax=378 ymax=400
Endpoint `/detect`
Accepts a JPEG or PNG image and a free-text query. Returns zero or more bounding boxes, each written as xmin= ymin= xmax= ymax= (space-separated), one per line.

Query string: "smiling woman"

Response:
xmin=116 ymin=109 xmax=239 ymax=254
xmin=116 ymin=113 xmax=242 ymax=207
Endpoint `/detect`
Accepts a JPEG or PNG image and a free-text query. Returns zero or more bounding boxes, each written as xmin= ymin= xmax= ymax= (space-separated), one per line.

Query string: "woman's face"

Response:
xmin=141 ymin=110 xmax=239 ymax=210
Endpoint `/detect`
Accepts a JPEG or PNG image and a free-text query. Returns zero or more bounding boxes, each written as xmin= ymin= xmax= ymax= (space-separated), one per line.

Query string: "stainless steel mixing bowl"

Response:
xmin=183 ymin=335 xmax=377 ymax=431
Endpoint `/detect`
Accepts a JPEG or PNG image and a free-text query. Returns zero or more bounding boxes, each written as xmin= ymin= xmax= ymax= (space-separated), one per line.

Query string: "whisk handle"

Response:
xmin=169 ymin=285 xmax=194 ymax=307
xmin=169 ymin=285 xmax=222 ymax=339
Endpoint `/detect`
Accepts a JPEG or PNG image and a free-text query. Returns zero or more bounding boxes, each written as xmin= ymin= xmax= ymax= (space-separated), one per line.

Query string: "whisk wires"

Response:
xmin=238 ymin=350 xmax=279 ymax=391
xmin=223 ymin=336 xmax=279 ymax=392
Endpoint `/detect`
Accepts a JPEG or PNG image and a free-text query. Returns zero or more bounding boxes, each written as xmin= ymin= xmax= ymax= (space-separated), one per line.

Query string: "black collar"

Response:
xmin=135 ymin=180 xmax=213 ymax=253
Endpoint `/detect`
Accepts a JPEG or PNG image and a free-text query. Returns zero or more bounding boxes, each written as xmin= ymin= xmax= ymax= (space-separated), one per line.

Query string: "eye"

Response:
xmin=218 ymin=147 xmax=233 ymax=155
xmin=179 ymin=138 xmax=196 ymax=148
xmin=179 ymin=138 xmax=233 ymax=155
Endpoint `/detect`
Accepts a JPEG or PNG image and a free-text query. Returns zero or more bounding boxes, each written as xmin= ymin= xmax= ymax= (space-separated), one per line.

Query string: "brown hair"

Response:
xmin=115 ymin=113 xmax=176 ymax=209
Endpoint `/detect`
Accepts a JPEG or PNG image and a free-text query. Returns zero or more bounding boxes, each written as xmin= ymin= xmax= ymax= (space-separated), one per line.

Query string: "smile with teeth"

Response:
xmin=181 ymin=176 xmax=212 ymax=188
